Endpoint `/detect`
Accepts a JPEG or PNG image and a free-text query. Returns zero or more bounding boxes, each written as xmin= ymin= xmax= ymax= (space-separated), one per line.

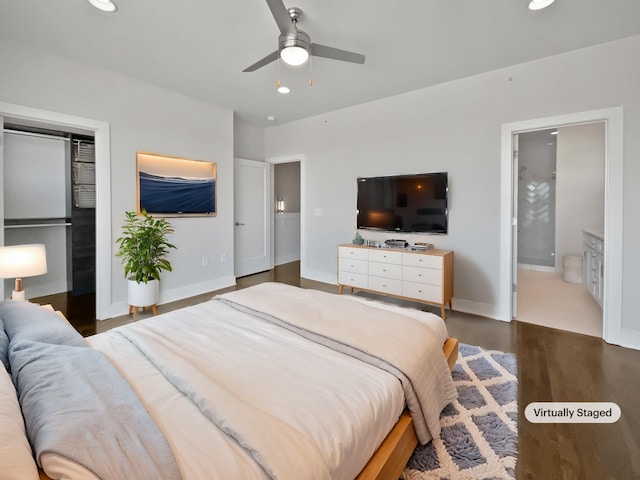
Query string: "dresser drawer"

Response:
xmin=369 ymin=276 xmax=402 ymax=296
xmin=402 ymin=252 xmax=442 ymax=269
xmin=338 ymin=271 xmax=368 ymax=289
xmin=402 ymin=282 xmax=442 ymax=303
xmin=369 ymin=261 xmax=402 ymax=280
xmin=338 ymin=258 xmax=368 ymax=275
xmin=368 ymin=249 xmax=403 ymax=265
xmin=339 ymin=246 xmax=369 ymax=261
xmin=403 ymin=265 xmax=442 ymax=286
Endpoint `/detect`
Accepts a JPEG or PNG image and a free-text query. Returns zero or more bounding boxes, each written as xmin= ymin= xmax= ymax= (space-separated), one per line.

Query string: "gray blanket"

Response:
xmin=1 ymin=301 xmax=182 ymax=480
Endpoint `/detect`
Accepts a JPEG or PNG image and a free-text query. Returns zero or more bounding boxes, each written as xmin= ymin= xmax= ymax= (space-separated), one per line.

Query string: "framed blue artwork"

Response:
xmin=136 ymin=151 xmax=216 ymax=217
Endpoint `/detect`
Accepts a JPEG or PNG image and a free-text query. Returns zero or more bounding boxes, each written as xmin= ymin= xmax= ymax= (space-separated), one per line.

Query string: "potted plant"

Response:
xmin=115 ymin=210 xmax=176 ymax=313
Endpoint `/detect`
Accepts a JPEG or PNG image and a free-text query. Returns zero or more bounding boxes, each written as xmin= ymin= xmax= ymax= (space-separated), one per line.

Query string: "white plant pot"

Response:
xmin=127 ymin=278 xmax=159 ymax=307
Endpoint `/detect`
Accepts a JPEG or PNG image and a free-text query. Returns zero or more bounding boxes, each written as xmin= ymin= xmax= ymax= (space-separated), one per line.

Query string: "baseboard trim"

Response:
xmin=451 ymin=298 xmax=505 ymax=322
xmin=106 ymin=275 xmax=236 ymax=320
xmin=301 ymin=268 xmax=337 ymax=286
xmin=275 ymin=253 xmax=301 ymax=266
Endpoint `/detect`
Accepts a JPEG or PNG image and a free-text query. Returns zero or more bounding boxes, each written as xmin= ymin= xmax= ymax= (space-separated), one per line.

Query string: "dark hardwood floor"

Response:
xmin=32 ymin=261 xmax=640 ymax=480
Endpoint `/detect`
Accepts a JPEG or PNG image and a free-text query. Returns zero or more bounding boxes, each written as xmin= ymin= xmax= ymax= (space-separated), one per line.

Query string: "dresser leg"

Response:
xmin=441 ymin=304 xmax=446 ymax=320
xmin=339 ymin=284 xmax=344 ymax=294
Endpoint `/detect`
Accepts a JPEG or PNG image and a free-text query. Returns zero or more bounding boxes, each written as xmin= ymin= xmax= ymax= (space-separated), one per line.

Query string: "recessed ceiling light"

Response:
xmin=528 ymin=0 xmax=556 ymax=11
xmin=266 ymin=115 xmax=277 ymax=122
xmin=88 ymin=0 xmax=118 ymax=13
xmin=277 ymin=85 xmax=291 ymax=94
xmin=550 ymin=130 xmax=558 ymax=135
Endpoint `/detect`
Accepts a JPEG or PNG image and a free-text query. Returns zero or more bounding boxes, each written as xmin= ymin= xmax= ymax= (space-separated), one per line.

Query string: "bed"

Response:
xmin=0 ymin=282 xmax=458 ymax=480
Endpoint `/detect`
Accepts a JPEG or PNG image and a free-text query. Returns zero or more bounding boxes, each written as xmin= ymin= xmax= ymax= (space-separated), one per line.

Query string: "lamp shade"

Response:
xmin=0 ymin=244 xmax=48 ymax=279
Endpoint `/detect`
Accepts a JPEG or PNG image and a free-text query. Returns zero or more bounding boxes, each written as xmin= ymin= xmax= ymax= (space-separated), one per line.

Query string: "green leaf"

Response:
xmin=115 ymin=210 xmax=177 ymax=282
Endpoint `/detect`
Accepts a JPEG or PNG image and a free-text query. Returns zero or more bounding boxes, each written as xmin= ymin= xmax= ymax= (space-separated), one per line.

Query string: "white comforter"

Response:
xmin=84 ymin=284 xmax=451 ymax=480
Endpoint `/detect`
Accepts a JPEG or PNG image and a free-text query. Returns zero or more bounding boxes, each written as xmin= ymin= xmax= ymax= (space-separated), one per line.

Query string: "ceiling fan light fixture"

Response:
xmin=88 ymin=0 xmax=118 ymax=12
xmin=528 ymin=0 xmax=556 ymax=11
xmin=280 ymin=46 xmax=309 ymax=66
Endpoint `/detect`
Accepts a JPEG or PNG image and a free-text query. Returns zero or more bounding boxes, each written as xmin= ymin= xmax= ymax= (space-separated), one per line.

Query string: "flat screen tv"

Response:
xmin=356 ymin=172 xmax=448 ymax=234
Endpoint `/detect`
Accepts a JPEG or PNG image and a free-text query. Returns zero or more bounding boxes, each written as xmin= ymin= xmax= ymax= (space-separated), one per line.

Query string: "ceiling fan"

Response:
xmin=243 ymin=0 xmax=365 ymax=72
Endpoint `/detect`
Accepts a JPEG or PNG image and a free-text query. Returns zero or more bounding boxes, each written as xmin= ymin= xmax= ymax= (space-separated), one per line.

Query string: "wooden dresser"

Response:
xmin=337 ymin=244 xmax=454 ymax=319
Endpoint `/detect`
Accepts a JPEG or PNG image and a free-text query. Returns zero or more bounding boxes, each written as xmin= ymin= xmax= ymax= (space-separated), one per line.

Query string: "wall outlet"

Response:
xmin=314 ymin=207 xmax=324 ymax=216
xmin=201 ymin=256 xmax=209 ymax=267
xmin=220 ymin=253 xmax=227 ymax=264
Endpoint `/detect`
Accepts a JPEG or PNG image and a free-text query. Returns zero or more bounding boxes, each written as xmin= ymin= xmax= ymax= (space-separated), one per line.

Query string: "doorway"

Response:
xmin=514 ymin=123 xmax=604 ymax=337
xmin=500 ymin=107 xmax=624 ymax=346
xmin=0 ymin=101 xmax=112 ymax=320
xmin=273 ymin=161 xmax=301 ymax=266
xmin=2 ymin=125 xmax=96 ymax=305
xmin=267 ymin=154 xmax=305 ymax=277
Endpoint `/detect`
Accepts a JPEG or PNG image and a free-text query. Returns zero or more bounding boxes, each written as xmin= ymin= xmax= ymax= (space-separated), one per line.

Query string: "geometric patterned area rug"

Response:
xmin=403 ymin=343 xmax=518 ymax=480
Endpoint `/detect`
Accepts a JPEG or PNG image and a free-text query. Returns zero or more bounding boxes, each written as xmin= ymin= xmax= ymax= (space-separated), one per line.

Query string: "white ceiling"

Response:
xmin=1 ymin=0 xmax=639 ymax=127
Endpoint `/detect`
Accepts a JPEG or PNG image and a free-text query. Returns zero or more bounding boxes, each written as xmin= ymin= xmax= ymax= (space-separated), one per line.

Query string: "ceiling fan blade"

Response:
xmin=243 ymin=50 xmax=280 ymax=72
xmin=311 ymin=43 xmax=365 ymax=65
xmin=265 ymin=0 xmax=296 ymax=36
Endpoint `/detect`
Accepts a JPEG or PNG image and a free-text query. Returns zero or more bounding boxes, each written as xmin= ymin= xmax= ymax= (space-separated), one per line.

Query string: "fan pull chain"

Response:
xmin=309 ymin=55 xmax=313 ymax=86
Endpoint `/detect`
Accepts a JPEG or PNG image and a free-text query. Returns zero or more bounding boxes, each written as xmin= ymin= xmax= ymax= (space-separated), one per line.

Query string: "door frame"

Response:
xmin=500 ymin=107 xmax=623 ymax=345
xmin=0 ymin=101 xmax=112 ymax=319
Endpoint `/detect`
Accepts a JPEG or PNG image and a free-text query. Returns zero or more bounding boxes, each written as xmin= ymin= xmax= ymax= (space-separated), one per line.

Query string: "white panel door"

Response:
xmin=234 ymin=158 xmax=271 ymax=277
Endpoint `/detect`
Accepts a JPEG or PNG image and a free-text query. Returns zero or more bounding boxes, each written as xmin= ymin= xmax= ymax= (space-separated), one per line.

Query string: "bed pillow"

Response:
xmin=0 ymin=318 xmax=9 ymax=371
xmin=0 ymin=301 xmax=86 ymax=348
xmin=0 ymin=365 xmax=39 ymax=480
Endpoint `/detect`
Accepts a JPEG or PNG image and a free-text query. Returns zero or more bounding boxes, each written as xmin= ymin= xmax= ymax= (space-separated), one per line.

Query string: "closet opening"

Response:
xmin=2 ymin=123 xmax=96 ymax=335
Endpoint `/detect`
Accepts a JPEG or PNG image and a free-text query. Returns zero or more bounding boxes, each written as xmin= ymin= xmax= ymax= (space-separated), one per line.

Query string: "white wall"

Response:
xmin=274 ymin=213 xmax=301 ymax=265
xmin=555 ymin=122 xmax=605 ymax=271
xmin=0 ymin=36 xmax=235 ymax=316
xmin=234 ymin=116 xmax=265 ymax=161
xmin=265 ymin=35 xmax=640 ymax=337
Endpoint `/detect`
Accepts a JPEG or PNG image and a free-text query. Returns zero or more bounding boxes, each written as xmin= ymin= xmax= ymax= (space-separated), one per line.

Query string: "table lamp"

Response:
xmin=0 ymin=244 xmax=48 ymax=301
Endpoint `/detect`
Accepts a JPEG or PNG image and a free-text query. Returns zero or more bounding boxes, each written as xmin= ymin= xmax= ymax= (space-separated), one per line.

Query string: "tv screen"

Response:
xmin=356 ymin=172 xmax=448 ymax=234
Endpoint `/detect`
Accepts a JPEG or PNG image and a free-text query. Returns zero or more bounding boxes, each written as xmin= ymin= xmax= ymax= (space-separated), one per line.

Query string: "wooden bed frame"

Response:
xmin=38 ymin=337 xmax=459 ymax=480
xmin=355 ymin=337 xmax=459 ymax=480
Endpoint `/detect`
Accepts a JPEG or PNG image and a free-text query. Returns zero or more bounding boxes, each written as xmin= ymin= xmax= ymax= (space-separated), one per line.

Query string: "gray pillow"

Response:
xmin=0 ymin=318 xmax=9 ymax=371
xmin=0 ymin=301 xmax=86 ymax=348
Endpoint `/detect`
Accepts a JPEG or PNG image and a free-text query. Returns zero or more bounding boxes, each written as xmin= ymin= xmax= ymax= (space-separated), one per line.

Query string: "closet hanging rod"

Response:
xmin=3 ymin=129 xmax=70 ymax=142
xmin=3 ymin=223 xmax=72 ymax=229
